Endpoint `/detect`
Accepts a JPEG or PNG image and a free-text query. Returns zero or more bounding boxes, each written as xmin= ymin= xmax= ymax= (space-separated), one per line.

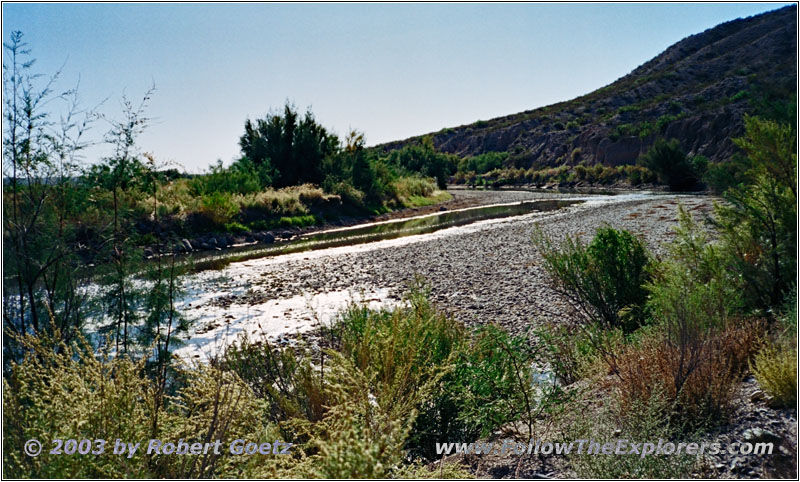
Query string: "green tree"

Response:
xmin=385 ymin=136 xmax=455 ymax=189
xmin=92 ymin=88 xmax=155 ymax=354
xmin=2 ymin=31 xmax=95 ymax=361
xmin=239 ymin=102 xmax=338 ymax=187
xmin=714 ymin=115 xmax=797 ymax=310
xmin=639 ymin=138 xmax=703 ymax=191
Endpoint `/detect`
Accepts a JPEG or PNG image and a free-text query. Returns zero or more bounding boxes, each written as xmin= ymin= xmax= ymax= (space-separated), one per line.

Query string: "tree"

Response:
xmin=714 ymin=116 xmax=797 ymax=310
xmin=639 ymin=138 xmax=703 ymax=191
xmin=2 ymin=31 xmax=95 ymax=361
xmin=385 ymin=136 xmax=455 ymax=189
xmin=93 ymin=88 xmax=155 ymax=354
xmin=239 ymin=102 xmax=338 ymax=187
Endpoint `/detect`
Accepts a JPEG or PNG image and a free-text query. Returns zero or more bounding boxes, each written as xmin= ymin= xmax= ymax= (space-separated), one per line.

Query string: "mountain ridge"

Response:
xmin=377 ymin=5 xmax=797 ymax=168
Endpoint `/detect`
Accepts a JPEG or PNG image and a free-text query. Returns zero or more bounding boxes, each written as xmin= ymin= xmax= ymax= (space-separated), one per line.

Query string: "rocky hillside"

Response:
xmin=378 ymin=5 xmax=796 ymax=168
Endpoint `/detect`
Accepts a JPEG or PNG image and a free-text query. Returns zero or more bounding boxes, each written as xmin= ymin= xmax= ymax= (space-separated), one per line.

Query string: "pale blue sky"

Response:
xmin=2 ymin=3 xmax=790 ymax=172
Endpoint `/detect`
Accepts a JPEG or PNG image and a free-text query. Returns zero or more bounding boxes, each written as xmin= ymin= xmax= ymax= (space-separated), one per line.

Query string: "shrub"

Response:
xmin=637 ymin=121 xmax=654 ymax=139
xmin=536 ymin=322 xmax=623 ymax=385
xmin=648 ymin=206 xmax=745 ymax=327
xmin=199 ymin=191 xmax=240 ymax=227
xmin=384 ymin=136 xmax=456 ymax=189
xmin=655 ymin=113 xmax=682 ymax=132
xmin=323 ymin=179 xmax=365 ymax=207
xmin=752 ymin=342 xmax=797 ymax=407
xmin=331 ymin=281 xmax=558 ymax=461
xmin=534 ymin=226 xmax=651 ymax=332
xmin=639 ymin=138 xmax=703 ymax=191
xmin=191 ymin=158 xmax=266 ymax=196
xmin=624 ymin=165 xmax=657 ymax=186
xmin=714 ymin=115 xmax=797 ymax=310
xmin=279 ymin=215 xmax=317 ymax=227
xmin=614 ymin=317 xmax=763 ymax=432
xmin=458 ymin=152 xmax=506 ymax=174
xmin=617 ymin=104 xmax=640 ymax=115
xmin=446 ymin=324 xmax=544 ymax=439
xmin=566 ymin=390 xmax=697 ymax=478
xmin=612 ymin=208 xmax=765 ymax=431
xmin=393 ymin=175 xmax=436 ymax=200
xmin=752 ymin=292 xmax=796 ymax=407
xmin=224 ymin=221 xmax=249 ymax=233
xmin=3 ymin=333 xmax=265 ymax=478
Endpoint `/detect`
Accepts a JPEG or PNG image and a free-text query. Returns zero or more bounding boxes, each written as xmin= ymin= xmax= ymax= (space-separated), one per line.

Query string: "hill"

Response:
xmin=377 ymin=5 xmax=797 ymax=168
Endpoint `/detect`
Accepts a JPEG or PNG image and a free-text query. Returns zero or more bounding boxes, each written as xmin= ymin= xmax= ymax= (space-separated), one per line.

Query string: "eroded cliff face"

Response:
xmin=379 ymin=5 xmax=797 ymax=167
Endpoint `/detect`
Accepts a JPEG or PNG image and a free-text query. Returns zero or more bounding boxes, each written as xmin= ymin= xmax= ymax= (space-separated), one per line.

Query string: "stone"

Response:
xmin=256 ymin=232 xmax=275 ymax=243
xmin=742 ymin=428 xmax=782 ymax=445
xmin=181 ymin=238 xmax=193 ymax=252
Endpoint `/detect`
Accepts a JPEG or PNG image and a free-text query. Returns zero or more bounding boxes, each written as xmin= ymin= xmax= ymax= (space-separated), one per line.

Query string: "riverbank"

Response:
xmin=147 ymin=187 xmax=593 ymax=258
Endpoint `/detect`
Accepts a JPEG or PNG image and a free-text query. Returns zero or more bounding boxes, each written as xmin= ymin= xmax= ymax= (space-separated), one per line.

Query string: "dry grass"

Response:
xmin=752 ymin=340 xmax=797 ymax=407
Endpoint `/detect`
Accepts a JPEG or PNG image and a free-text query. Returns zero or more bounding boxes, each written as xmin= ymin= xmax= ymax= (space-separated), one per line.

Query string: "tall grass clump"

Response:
xmin=752 ymin=342 xmax=797 ymax=408
xmin=752 ymin=291 xmax=797 ymax=407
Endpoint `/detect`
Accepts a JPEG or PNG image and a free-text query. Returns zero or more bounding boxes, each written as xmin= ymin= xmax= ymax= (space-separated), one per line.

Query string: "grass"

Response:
xmin=403 ymin=190 xmax=452 ymax=208
xmin=134 ymin=176 xmax=450 ymax=238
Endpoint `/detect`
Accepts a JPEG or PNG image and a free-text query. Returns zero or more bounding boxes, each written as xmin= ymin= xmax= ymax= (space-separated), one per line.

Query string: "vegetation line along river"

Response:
xmin=186 ymin=197 xmax=583 ymax=272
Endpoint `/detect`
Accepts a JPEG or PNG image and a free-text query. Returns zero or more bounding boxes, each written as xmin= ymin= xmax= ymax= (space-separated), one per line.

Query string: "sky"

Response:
xmin=2 ymin=2 xmax=791 ymax=173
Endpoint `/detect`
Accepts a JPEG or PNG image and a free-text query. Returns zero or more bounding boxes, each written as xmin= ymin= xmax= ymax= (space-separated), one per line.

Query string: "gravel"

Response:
xmin=204 ymin=189 xmax=717 ymax=338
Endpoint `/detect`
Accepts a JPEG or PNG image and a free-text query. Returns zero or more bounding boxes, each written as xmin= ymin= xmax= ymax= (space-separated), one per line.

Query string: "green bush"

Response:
xmin=384 ymin=136 xmax=456 ymax=189
xmin=329 ymin=281 xmax=557 ymax=461
xmin=714 ymin=115 xmax=797 ymax=310
xmin=199 ymin=191 xmax=239 ymax=227
xmin=191 ymin=158 xmax=267 ymax=196
xmin=639 ymin=138 xmax=703 ymax=191
xmin=458 ymin=151 xmax=506 ymax=174
xmin=648 ymin=206 xmax=745 ymax=326
xmin=534 ymin=226 xmax=651 ymax=332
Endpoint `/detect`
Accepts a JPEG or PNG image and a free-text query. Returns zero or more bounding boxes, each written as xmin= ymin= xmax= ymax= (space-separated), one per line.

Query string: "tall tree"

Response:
xmin=239 ymin=102 xmax=338 ymax=187
xmin=2 ymin=31 xmax=94 ymax=362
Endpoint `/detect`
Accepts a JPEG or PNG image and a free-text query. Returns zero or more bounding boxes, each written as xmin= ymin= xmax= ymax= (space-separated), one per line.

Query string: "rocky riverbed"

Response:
xmin=173 ymin=189 xmax=713 ymax=359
